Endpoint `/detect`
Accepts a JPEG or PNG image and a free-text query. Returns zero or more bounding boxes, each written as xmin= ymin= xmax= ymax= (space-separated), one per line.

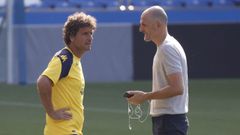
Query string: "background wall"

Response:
xmin=133 ymin=23 xmax=240 ymax=80
xmin=1 ymin=23 xmax=240 ymax=84
xmin=23 ymin=24 xmax=133 ymax=83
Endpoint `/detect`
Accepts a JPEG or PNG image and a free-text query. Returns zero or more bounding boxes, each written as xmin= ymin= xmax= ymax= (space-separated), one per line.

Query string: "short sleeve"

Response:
xmin=162 ymin=45 xmax=182 ymax=75
xmin=41 ymin=56 xmax=61 ymax=85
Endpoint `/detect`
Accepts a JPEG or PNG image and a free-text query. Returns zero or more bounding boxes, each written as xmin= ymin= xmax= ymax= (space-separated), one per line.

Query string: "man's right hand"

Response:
xmin=49 ymin=108 xmax=72 ymax=120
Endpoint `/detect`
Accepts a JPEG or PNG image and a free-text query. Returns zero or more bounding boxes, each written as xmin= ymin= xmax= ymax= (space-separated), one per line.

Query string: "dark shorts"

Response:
xmin=152 ymin=114 xmax=189 ymax=135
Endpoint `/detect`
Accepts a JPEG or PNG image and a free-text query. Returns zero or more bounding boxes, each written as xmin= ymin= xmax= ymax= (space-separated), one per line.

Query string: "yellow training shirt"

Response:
xmin=41 ymin=47 xmax=85 ymax=135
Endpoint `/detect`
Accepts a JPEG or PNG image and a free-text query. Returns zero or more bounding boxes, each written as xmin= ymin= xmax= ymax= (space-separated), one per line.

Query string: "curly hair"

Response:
xmin=63 ymin=12 xmax=97 ymax=46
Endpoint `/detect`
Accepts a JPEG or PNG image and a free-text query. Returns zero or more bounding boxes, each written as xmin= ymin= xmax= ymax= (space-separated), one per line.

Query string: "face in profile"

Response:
xmin=71 ymin=27 xmax=94 ymax=52
xmin=139 ymin=14 xmax=152 ymax=42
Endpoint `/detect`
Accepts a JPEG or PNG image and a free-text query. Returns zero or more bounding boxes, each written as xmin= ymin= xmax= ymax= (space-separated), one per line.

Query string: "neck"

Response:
xmin=155 ymin=27 xmax=168 ymax=46
xmin=68 ymin=45 xmax=84 ymax=58
xmin=155 ymin=32 xmax=168 ymax=46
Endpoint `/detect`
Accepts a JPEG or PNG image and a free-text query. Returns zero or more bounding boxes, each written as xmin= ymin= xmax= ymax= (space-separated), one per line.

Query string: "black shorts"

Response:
xmin=152 ymin=114 xmax=189 ymax=135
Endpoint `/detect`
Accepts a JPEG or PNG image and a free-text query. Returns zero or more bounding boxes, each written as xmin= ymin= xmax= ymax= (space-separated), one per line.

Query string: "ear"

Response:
xmin=70 ymin=36 xmax=75 ymax=42
xmin=156 ymin=20 xmax=162 ymax=29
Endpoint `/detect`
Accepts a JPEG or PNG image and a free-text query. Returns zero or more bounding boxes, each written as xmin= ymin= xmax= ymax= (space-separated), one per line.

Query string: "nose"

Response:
xmin=89 ymin=34 xmax=93 ymax=41
xmin=87 ymin=35 xmax=93 ymax=44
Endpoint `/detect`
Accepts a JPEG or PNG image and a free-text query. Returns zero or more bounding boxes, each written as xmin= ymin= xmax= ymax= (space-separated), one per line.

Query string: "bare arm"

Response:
xmin=127 ymin=72 xmax=184 ymax=105
xmin=146 ymin=72 xmax=183 ymax=99
xmin=37 ymin=75 xmax=72 ymax=120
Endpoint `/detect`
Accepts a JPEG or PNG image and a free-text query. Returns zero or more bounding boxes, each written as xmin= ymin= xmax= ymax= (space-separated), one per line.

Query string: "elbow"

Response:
xmin=173 ymin=86 xmax=184 ymax=96
xmin=176 ymin=88 xmax=184 ymax=95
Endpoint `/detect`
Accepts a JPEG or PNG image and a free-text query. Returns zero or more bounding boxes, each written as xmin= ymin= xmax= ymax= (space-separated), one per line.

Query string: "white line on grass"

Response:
xmin=0 ymin=100 xmax=41 ymax=108
xmin=0 ymin=101 xmax=126 ymax=114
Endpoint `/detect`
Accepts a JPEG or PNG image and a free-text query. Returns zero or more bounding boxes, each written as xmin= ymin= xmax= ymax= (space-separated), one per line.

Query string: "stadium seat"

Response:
xmin=26 ymin=0 xmax=238 ymax=10
xmin=93 ymin=0 xmax=120 ymax=9
xmin=55 ymin=1 xmax=73 ymax=8
xmin=148 ymin=0 xmax=162 ymax=6
xmin=129 ymin=0 xmax=148 ymax=7
xmin=160 ymin=0 xmax=185 ymax=7
xmin=41 ymin=0 xmax=56 ymax=8
xmin=0 ymin=3 xmax=5 ymax=9
xmin=40 ymin=0 xmax=77 ymax=9
xmin=68 ymin=0 xmax=96 ymax=9
xmin=233 ymin=0 xmax=240 ymax=6
xmin=212 ymin=0 xmax=234 ymax=7
xmin=184 ymin=0 xmax=213 ymax=7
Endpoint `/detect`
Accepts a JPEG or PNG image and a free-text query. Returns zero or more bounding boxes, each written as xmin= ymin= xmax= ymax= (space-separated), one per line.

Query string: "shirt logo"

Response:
xmin=60 ymin=55 xmax=68 ymax=62
xmin=72 ymin=129 xmax=78 ymax=135
xmin=80 ymin=91 xmax=84 ymax=95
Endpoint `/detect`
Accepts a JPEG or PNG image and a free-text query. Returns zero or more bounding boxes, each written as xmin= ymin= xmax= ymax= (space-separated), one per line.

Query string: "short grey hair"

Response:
xmin=144 ymin=6 xmax=168 ymax=24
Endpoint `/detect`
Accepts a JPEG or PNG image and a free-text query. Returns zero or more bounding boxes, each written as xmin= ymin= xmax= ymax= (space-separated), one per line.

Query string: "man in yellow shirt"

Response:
xmin=37 ymin=12 xmax=97 ymax=135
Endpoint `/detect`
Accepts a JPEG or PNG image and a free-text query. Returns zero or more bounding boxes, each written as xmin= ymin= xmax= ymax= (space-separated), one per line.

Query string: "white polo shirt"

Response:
xmin=150 ymin=34 xmax=189 ymax=116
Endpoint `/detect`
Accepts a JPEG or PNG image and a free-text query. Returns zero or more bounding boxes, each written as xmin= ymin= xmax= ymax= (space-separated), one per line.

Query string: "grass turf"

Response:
xmin=0 ymin=79 xmax=239 ymax=135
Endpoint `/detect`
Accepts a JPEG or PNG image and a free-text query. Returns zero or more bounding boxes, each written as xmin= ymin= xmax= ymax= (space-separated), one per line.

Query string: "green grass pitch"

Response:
xmin=0 ymin=79 xmax=240 ymax=135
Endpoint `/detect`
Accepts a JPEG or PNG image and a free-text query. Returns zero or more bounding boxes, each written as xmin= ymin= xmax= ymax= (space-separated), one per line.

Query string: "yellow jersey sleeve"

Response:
xmin=42 ymin=56 xmax=61 ymax=85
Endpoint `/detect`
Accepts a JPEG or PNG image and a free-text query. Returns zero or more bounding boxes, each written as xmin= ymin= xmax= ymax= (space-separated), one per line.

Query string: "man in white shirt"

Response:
xmin=126 ymin=6 xmax=189 ymax=135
